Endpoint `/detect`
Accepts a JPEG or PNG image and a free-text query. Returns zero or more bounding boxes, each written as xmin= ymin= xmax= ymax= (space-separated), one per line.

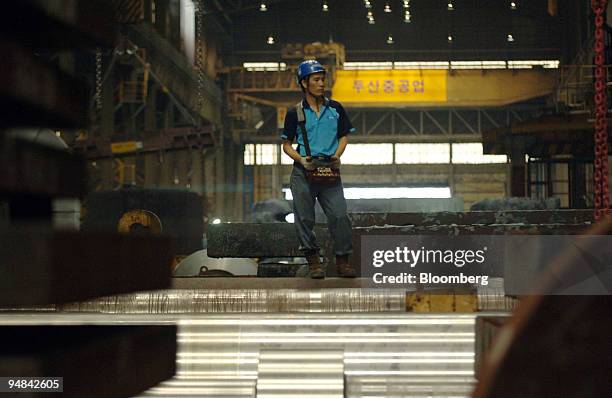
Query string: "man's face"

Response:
xmin=302 ymin=72 xmax=326 ymax=96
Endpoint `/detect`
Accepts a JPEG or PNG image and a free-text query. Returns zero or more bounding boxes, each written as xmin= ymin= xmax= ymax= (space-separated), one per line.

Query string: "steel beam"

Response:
xmin=207 ymin=222 xmax=591 ymax=259
xmin=236 ymin=106 xmax=539 ymax=143
xmin=1 ymin=37 xmax=88 ymax=128
xmin=72 ymin=126 xmax=216 ymax=159
xmin=257 ymin=350 xmax=344 ymax=398
xmin=347 ymin=210 xmax=593 ymax=227
xmin=0 ymin=228 xmax=174 ymax=306
xmin=482 ymin=114 xmax=599 ymax=156
xmin=127 ymin=23 xmax=223 ymax=125
xmin=0 ymin=325 xmax=176 ymax=398
xmin=0 ymin=1 xmax=117 ymax=49
xmin=0 ymin=138 xmax=86 ymax=198
xmin=239 ymin=134 xmax=481 ymax=144
xmin=207 ymin=223 xmax=326 ymax=258
xmin=8 ymin=287 xmax=483 ymax=313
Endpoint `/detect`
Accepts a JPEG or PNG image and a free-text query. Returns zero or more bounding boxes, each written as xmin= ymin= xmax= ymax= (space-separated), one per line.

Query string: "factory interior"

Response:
xmin=3 ymin=0 xmax=612 ymax=397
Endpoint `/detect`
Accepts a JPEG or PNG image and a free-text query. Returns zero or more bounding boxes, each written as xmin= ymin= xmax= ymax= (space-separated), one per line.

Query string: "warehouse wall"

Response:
xmin=84 ymin=152 xmax=612 ymax=223
xmin=246 ymin=163 xmax=508 ymax=212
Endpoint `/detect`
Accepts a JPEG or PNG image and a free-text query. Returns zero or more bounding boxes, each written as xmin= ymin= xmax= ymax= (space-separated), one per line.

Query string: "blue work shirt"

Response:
xmin=281 ymin=98 xmax=356 ymax=157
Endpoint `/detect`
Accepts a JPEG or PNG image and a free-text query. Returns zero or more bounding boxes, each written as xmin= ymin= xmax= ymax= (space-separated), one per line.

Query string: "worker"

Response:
xmin=281 ymin=59 xmax=356 ymax=279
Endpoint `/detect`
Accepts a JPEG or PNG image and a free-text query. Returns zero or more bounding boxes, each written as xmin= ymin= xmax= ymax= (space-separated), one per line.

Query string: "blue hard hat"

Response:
xmin=296 ymin=60 xmax=326 ymax=84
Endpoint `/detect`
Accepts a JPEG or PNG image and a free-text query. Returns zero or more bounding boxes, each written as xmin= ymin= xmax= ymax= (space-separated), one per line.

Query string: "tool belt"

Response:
xmin=304 ymin=158 xmax=340 ymax=184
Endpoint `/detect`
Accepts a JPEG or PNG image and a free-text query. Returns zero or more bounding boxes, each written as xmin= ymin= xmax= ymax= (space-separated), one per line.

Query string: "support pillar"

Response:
xmin=569 ymin=159 xmax=587 ymax=208
xmin=506 ymin=137 xmax=527 ymax=197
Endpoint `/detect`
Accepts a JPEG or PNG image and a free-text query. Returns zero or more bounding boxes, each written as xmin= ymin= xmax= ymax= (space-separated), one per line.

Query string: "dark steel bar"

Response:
xmin=0 ymin=139 xmax=86 ymax=198
xmin=347 ymin=210 xmax=594 ymax=227
xmin=0 ymin=229 xmax=174 ymax=306
xmin=0 ymin=325 xmax=176 ymax=398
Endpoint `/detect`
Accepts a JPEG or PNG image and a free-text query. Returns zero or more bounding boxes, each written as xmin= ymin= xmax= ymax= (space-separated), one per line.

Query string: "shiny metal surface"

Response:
xmin=59 ymin=289 xmax=407 ymax=313
xmin=6 ymin=277 xmax=512 ymax=314
xmin=0 ymin=312 xmax=485 ymax=397
xmin=346 ymin=376 xmax=476 ymax=398
xmin=256 ymin=350 xmax=344 ymax=398
xmin=477 ymin=278 xmax=518 ymax=311
xmin=153 ymin=312 xmax=476 ymax=398
xmin=0 ymin=310 xmax=508 ymax=397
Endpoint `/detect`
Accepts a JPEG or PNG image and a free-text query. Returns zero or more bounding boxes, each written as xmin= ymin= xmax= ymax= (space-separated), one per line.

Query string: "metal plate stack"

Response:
xmin=0 ymin=2 xmax=177 ymax=396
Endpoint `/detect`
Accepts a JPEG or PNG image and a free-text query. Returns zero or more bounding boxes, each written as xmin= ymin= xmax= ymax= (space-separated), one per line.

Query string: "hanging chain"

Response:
xmin=592 ymin=0 xmax=609 ymax=220
xmin=95 ymin=47 xmax=103 ymax=112
xmin=195 ymin=0 xmax=205 ymax=123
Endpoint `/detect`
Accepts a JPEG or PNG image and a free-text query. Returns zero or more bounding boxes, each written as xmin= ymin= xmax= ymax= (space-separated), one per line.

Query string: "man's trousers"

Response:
xmin=289 ymin=164 xmax=353 ymax=255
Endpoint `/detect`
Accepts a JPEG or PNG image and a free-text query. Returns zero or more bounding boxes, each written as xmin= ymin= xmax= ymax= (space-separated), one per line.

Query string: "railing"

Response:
xmin=558 ymin=35 xmax=595 ymax=91
xmin=556 ymin=65 xmax=612 ymax=113
xmin=554 ymin=33 xmax=599 ymax=113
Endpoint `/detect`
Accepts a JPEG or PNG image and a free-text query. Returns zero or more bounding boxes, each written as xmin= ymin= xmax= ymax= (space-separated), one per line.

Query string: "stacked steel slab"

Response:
xmin=0 ymin=2 xmax=176 ymax=397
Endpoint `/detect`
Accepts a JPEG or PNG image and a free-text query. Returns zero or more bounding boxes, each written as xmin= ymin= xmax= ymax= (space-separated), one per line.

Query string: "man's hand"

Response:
xmin=300 ymin=156 xmax=317 ymax=171
xmin=330 ymin=155 xmax=341 ymax=170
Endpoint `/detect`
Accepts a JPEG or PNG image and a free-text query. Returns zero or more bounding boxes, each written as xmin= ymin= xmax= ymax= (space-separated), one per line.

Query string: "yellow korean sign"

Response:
xmin=110 ymin=141 xmax=143 ymax=154
xmin=332 ymin=70 xmax=447 ymax=104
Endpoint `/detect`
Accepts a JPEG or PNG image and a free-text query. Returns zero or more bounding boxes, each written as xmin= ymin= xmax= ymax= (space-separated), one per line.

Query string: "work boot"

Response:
xmin=336 ymin=255 xmax=357 ymax=278
xmin=306 ymin=253 xmax=325 ymax=279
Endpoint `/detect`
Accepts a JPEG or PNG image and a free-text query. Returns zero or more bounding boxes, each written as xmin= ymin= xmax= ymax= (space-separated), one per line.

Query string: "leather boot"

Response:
xmin=336 ymin=255 xmax=356 ymax=278
xmin=306 ymin=253 xmax=325 ymax=279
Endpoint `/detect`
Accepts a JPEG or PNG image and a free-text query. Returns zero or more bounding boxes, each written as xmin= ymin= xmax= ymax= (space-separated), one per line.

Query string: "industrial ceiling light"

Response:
xmin=447 ymin=1 xmax=454 ymax=11
xmin=322 ymin=1 xmax=329 ymax=12
xmin=447 ymin=34 xmax=453 ymax=43
xmin=259 ymin=2 xmax=267 ymax=11
xmin=384 ymin=2 xmax=392 ymax=12
xmin=507 ymin=34 xmax=514 ymax=42
xmin=364 ymin=0 xmax=372 ymax=9
xmin=403 ymin=0 xmax=410 ymax=8
xmin=266 ymin=35 xmax=275 ymax=44
xmin=386 ymin=34 xmax=394 ymax=44
xmin=367 ymin=10 xmax=375 ymax=23
xmin=404 ymin=10 xmax=412 ymax=22
xmin=510 ymin=1 xmax=517 ymax=10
